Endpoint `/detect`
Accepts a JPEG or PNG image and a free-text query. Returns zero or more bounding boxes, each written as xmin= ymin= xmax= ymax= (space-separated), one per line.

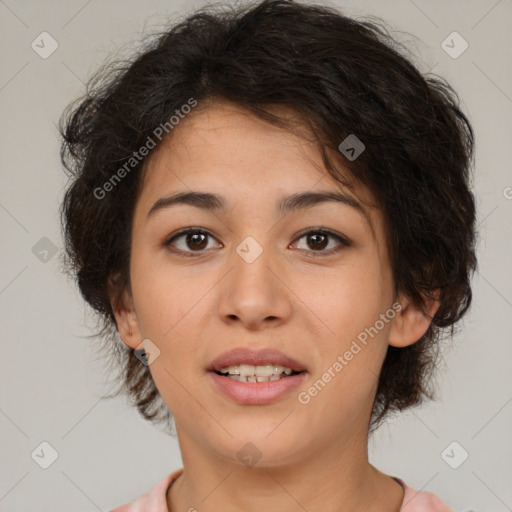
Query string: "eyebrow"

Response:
xmin=147 ymin=190 xmax=368 ymax=220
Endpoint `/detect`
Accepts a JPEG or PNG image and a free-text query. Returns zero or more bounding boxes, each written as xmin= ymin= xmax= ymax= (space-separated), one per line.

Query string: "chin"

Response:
xmin=213 ymin=430 xmax=304 ymax=468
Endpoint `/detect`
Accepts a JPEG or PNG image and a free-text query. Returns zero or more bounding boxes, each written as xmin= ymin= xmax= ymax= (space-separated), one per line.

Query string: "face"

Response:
xmin=113 ymin=101 xmax=424 ymax=468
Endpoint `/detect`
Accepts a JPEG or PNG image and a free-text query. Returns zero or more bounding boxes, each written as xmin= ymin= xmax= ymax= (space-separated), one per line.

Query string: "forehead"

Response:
xmin=138 ymin=101 xmax=373 ymax=207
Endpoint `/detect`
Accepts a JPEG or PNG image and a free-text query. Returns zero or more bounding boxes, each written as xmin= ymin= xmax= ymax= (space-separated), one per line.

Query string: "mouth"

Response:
xmin=213 ymin=364 xmax=305 ymax=383
xmin=207 ymin=347 xmax=308 ymax=404
xmin=208 ymin=365 xmax=307 ymax=405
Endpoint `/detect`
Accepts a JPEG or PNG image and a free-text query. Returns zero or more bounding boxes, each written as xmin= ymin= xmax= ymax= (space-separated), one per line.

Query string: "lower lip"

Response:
xmin=208 ymin=371 xmax=307 ymax=405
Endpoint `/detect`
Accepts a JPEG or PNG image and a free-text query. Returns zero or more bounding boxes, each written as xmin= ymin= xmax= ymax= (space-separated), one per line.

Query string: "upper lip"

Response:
xmin=208 ymin=347 xmax=307 ymax=373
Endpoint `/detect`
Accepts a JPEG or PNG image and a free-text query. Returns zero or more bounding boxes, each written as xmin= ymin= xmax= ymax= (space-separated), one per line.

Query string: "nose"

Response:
xmin=217 ymin=238 xmax=292 ymax=330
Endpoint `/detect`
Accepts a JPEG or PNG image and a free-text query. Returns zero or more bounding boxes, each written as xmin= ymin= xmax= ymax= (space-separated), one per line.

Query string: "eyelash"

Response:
xmin=163 ymin=227 xmax=351 ymax=258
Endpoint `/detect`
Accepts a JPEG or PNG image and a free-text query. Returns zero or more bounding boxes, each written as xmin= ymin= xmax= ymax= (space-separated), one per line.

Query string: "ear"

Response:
xmin=389 ymin=290 xmax=440 ymax=348
xmin=107 ymin=276 xmax=143 ymax=350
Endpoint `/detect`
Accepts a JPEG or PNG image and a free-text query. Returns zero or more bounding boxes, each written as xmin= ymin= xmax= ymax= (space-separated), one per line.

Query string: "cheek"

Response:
xmin=296 ymin=257 xmax=390 ymax=345
xmin=130 ymin=239 xmax=200 ymax=331
xmin=130 ymin=259 xmax=210 ymax=410
xmin=130 ymin=249 xmax=215 ymax=370
xmin=133 ymin=272 xmax=204 ymax=340
xmin=294 ymin=262 xmax=392 ymax=428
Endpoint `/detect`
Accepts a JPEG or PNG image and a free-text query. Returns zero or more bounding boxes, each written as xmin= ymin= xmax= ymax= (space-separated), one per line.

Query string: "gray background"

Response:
xmin=0 ymin=0 xmax=511 ymax=510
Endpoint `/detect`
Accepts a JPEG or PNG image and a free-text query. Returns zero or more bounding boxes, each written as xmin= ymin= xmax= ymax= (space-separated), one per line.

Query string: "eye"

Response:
xmin=291 ymin=228 xmax=351 ymax=256
xmin=164 ymin=227 xmax=351 ymax=257
xmin=164 ymin=227 xmax=221 ymax=256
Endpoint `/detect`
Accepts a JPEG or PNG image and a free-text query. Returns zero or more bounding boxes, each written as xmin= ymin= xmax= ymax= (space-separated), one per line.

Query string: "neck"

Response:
xmin=167 ymin=421 xmax=404 ymax=512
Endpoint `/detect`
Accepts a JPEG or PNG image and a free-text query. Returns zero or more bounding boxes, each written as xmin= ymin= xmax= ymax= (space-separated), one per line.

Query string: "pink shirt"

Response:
xmin=110 ymin=468 xmax=456 ymax=511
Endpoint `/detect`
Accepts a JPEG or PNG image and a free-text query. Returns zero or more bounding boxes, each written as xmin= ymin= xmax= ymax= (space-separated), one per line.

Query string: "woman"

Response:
xmin=59 ymin=1 xmax=476 ymax=510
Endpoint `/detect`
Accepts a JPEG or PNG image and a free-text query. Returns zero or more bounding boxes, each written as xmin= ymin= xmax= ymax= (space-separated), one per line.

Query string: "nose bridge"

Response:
xmin=218 ymin=231 xmax=290 ymax=326
xmin=232 ymin=232 xmax=276 ymax=291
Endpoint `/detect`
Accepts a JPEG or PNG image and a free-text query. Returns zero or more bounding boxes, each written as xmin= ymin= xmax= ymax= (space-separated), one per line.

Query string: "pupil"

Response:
xmin=309 ymin=233 xmax=327 ymax=250
xmin=188 ymin=233 xmax=207 ymax=250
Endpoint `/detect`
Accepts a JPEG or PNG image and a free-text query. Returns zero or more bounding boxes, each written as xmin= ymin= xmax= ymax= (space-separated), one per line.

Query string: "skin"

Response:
xmin=110 ymin=101 xmax=439 ymax=512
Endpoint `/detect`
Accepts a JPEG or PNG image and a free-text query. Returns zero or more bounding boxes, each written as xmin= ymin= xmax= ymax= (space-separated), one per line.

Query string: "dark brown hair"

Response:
xmin=59 ymin=0 xmax=477 ymax=434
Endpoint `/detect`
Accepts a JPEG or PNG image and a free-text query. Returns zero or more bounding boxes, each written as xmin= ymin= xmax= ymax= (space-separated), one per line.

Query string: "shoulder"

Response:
xmin=109 ymin=468 xmax=184 ymax=512
xmin=396 ymin=478 xmax=456 ymax=512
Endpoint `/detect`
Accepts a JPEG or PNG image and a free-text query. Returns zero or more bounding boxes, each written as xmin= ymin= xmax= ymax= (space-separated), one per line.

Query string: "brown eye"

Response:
xmin=293 ymin=229 xmax=351 ymax=256
xmin=306 ymin=233 xmax=329 ymax=250
xmin=184 ymin=232 xmax=208 ymax=250
xmin=164 ymin=228 xmax=221 ymax=256
xmin=164 ymin=227 xmax=350 ymax=258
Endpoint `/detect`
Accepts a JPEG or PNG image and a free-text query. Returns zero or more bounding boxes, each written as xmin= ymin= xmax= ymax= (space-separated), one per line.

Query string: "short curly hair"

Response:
xmin=59 ymin=0 xmax=477 ymax=434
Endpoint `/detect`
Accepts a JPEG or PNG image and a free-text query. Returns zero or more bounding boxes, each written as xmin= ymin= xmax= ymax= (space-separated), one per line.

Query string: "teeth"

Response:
xmin=225 ymin=373 xmax=286 ymax=383
xmin=218 ymin=364 xmax=294 ymax=377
